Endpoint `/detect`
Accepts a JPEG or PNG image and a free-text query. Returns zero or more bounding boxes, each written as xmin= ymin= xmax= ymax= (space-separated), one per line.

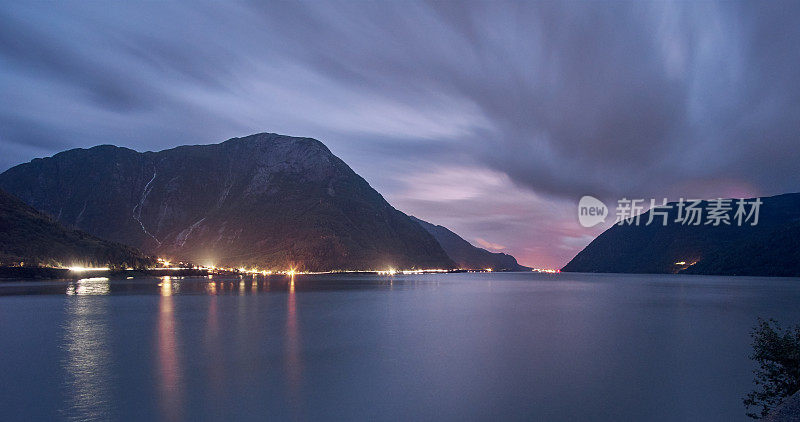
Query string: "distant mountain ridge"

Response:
xmin=562 ymin=193 xmax=800 ymax=277
xmin=0 ymin=133 xmax=455 ymax=271
xmin=410 ymin=216 xmax=529 ymax=271
xmin=0 ymin=188 xmax=152 ymax=269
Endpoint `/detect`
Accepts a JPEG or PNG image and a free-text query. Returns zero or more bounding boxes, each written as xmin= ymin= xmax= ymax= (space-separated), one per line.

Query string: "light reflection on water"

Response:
xmin=66 ymin=277 xmax=110 ymax=296
xmin=2 ymin=273 xmax=800 ymax=421
xmin=157 ymin=277 xmax=183 ymax=422
xmin=62 ymin=288 xmax=111 ymax=421
xmin=204 ymin=280 xmax=225 ymax=402
xmin=285 ymin=274 xmax=303 ymax=417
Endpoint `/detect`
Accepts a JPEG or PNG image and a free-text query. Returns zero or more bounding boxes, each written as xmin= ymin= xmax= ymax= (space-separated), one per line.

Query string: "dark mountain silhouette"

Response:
xmin=410 ymin=216 xmax=529 ymax=271
xmin=562 ymin=193 xmax=800 ymax=277
xmin=0 ymin=188 xmax=152 ymax=269
xmin=0 ymin=133 xmax=454 ymax=271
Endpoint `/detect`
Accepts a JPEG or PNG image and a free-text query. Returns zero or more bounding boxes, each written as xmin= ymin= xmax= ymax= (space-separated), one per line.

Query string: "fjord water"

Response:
xmin=1 ymin=273 xmax=799 ymax=421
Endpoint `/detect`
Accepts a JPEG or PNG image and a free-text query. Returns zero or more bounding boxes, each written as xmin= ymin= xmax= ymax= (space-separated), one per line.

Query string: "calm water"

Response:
xmin=1 ymin=272 xmax=799 ymax=421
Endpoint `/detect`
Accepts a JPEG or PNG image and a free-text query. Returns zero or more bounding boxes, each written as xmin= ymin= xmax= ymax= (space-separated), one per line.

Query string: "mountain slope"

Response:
xmin=410 ymin=216 xmax=529 ymax=271
xmin=562 ymin=193 xmax=800 ymax=277
xmin=0 ymin=188 xmax=152 ymax=268
xmin=0 ymin=133 xmax=454 ymax=271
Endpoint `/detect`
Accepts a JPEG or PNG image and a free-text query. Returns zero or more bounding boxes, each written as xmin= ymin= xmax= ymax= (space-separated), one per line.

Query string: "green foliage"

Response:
xmin=744 ymin=318 xmax=800 ymax=419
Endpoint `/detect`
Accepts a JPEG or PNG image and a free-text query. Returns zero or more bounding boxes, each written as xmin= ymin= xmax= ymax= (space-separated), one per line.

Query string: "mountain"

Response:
xmin=410 ymin=216 xmax=529 ymax=271
xmin=562 ymin=193 xmax=800 ymax=277
xmin=0 ymin=188 xmax=152 ymax=269
xmin=0 ymin=133 xmax=454 ymax=272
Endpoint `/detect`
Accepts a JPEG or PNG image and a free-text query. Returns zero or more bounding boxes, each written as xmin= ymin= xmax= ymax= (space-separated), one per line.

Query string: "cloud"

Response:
xmin=474 ymin=238 xmax=506 ymax=251
xmin=1 ymin=1 xmax=798 ymax=266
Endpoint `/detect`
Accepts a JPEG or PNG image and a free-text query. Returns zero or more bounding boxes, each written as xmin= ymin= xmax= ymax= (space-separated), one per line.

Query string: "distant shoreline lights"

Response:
xmin=52 ymin=259 xmax=559 ymax=276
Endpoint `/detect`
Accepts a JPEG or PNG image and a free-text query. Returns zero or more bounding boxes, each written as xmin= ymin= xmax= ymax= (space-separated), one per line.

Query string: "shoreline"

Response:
xmin=0 ymin=267 xmax=211 ymax=280
xmin=0 ymin=266 xmax=512 ymax=281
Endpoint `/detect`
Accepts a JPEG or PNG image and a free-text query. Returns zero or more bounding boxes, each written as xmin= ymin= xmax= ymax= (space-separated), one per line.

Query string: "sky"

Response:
xmin=1 ymin=1 xmax=799 ymax=268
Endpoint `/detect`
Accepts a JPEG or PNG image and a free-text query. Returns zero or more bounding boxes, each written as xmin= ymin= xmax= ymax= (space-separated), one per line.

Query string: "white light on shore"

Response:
xmin=68 ymin=266 xmax=110 ymax=272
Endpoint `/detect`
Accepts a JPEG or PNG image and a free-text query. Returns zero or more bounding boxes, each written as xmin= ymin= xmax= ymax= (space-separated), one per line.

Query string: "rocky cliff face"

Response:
xmin=0 ymin=188 xmax=152 ymax=268
xmin=0 ymin=133 xmax=454 ymax=271
xmin=410 ymin=216 xmax=529 ymax=271
xmin=562 ymin=193 xmax=800 ymax=277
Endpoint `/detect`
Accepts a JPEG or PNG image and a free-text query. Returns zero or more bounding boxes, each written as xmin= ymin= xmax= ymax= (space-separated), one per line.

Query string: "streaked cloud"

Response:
xmin=474 ymin=238 xmax=506 ymax=251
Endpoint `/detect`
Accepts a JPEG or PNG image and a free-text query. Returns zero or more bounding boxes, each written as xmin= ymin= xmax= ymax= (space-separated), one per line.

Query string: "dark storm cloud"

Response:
xmin=241 ymin=0 xmax=800 ymax=199
xmin=1 ymin=0 xmax=799 ymax=266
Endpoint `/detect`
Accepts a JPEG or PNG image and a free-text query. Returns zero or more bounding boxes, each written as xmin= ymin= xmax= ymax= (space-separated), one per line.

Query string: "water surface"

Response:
xmin=1 ymin=272 xmax=798 ymax=421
